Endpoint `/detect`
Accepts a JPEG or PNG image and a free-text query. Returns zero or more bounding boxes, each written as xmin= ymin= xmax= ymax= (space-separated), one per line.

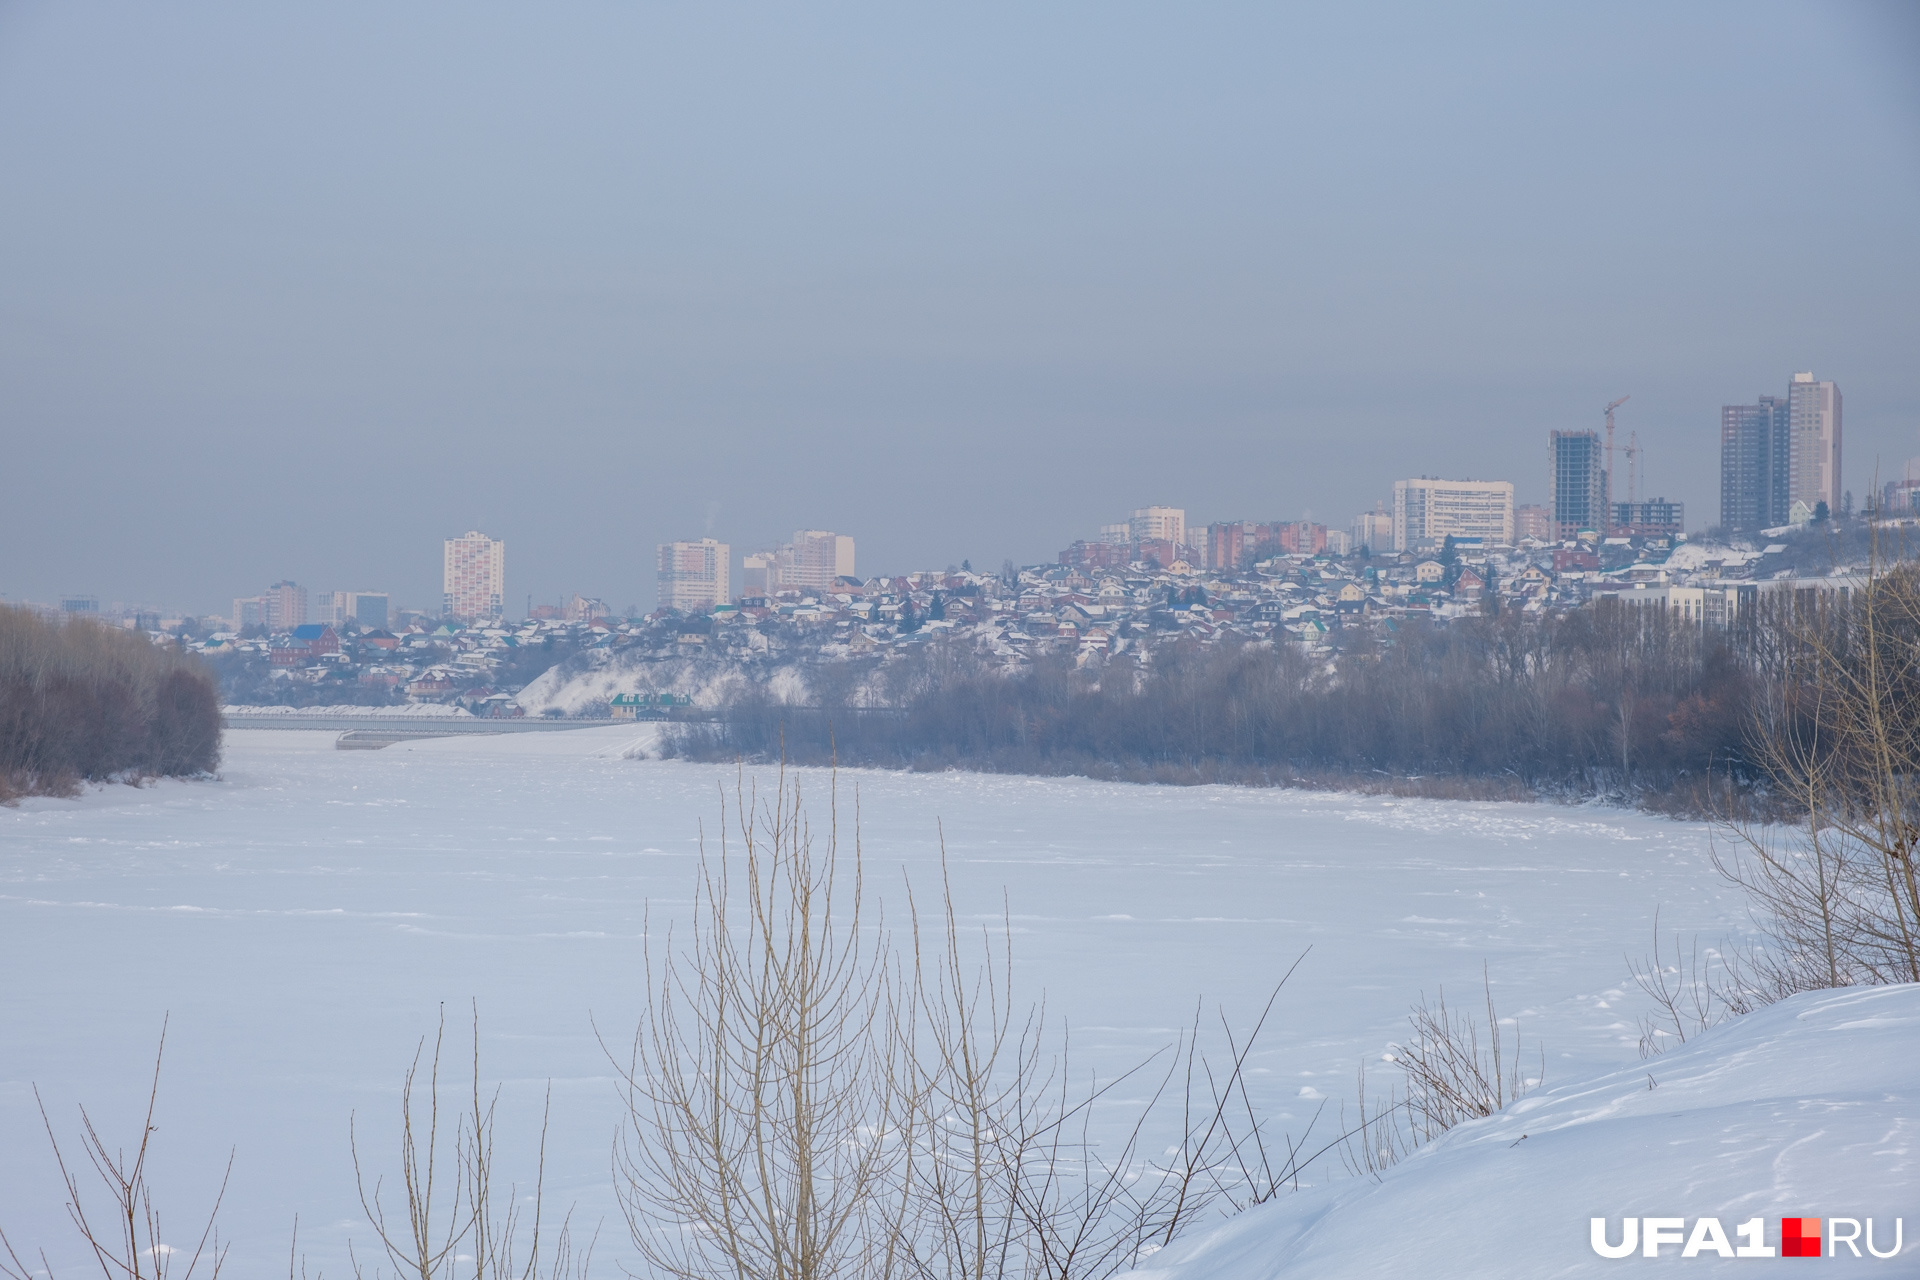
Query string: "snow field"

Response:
xmin=2 ymin=728 xmax=1785 ymax=1274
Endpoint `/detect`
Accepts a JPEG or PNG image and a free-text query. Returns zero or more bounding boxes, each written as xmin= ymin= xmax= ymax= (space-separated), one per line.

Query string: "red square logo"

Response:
xmin=1782 ymin=1217 xmax=1821 ymax=1258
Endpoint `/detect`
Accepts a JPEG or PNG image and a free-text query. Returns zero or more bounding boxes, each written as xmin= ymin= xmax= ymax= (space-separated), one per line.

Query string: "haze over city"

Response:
xmin=2 ymin=2 xmax=1918 ymax=613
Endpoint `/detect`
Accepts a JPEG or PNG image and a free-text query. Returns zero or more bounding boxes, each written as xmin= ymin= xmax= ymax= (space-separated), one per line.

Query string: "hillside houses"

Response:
xmin=184 ymin=517 xmax=1874 ymax=717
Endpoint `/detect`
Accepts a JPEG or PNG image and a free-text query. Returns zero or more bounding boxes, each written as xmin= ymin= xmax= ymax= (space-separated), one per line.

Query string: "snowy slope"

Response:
xmin=511 ymin=649 xmax=811 ymax=714
xmin=1124 ymin=985 xmax=1919 ymax=1277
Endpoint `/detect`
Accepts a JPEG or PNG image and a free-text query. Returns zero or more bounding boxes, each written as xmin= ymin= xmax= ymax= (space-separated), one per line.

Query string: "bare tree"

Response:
xmin=1715 ymin=550 xmax=1920 ymax=988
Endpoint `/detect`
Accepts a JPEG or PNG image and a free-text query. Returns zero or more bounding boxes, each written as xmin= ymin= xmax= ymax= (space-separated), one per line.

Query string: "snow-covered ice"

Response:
xmin=3 ymin=728 xmax=1905 ymax=1274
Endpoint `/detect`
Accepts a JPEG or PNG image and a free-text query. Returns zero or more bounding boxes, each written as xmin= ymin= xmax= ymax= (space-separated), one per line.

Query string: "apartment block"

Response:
xmin=1788 ymin=372 xmax=1843 ymax=515
xmin=443 ymin=531 xmax=505 ymax=622
xmin=1514 ymin=504 xmax=1552 ymax=543
xmin=1550 ymin=431 xmax=1605 ymax=539
xmin=1128 ymin=506 xmax=1186 ymax=547
xmin=1391 ymin=478 xmax=1514 ymax=550
xmin=1610 ymin=498 xmax=1685 ymax=537
xmin=658 ymin=538 xmax=730 ymax=612
xmin=1350 ymin=508 xmax=1394 ymax=554
xmin=1720 ymin=395 xmax=1791 ymax=532
xmin=265 ymin=580 xmax=308 ymax=631
xmin=785 ymin=530 xmax=856 ymax=590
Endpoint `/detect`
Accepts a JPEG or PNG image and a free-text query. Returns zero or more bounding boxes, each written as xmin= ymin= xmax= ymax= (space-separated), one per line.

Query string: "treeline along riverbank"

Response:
xmin=666 ymin=587 xmax=1906 ymax=818
xmin=0 ymin=605 xmax=222 ymax=802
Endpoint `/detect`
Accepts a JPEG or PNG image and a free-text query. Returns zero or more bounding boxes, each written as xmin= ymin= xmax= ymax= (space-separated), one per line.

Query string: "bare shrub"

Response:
xmin=0 ymin=1018 xmax=231 ymax=1280
xmin=1626 ymin=917 xmax=1768 ymax=1058
xmin=351 ymin=1005 xmax=590 ymax=1280
xmin=605 ymin=769 xmax=908 ymax=1280
xmin=608 ymin=771 xmax=1330 ymax=1280
xmin=1343 ymin=968 xmax=1542 ymax=1176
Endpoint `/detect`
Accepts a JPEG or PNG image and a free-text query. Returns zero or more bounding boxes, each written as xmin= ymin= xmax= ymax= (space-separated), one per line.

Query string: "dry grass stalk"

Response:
xmin=0 ymin=1017 xmax=231 ymax=1280
xmin=351 ymin=1005 xmax=589 ymax=1280
xmin=1626 ymin=913 xmax=1767 ymax=1057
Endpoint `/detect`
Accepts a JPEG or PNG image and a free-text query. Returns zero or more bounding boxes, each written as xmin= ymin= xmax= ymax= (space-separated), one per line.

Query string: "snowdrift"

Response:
xmin=1124 ymin=985 xmax=1918 ymax=1277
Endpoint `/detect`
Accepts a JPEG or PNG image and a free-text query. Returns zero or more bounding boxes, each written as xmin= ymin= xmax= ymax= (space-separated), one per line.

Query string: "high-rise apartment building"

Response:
xmin=265 ymin=580 xmax=307 ymax=631
xmin=784 ymin=530 xmax=856 ymax=590
xmin=443 ymin=531 xmax=505 ymax=622
xmin=658 ymin=539 xmax=730 ymax=612
xmin=740 ymin=551 xmax=778 ymax=598
xmin=1550 ymin=431 xmax=1605 ymax=539
xmin=1720 ymin=395 xmax=1791 ymax=532
xmin=1350 ymin=508 xmax=1394 ymax=554
xmin=233 ymin=597 xmax=265 ymax=632
xmin=345 ymin=592 xmax=389 ymax=630
xmin=1788 ymin=372 xmax=1842 ymax=515
xmin=1206 ymin=521 xmax=1255 ymax=570
xmin=1391 ymin=478 xmax=1514 ymax=551
xmin=1128 ymin=506 xmax=1186 ymax=547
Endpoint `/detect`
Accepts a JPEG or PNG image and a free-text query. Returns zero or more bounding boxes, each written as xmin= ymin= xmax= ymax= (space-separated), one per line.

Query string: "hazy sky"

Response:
xmin=3 ymin=3 xmax=1917 ymax=616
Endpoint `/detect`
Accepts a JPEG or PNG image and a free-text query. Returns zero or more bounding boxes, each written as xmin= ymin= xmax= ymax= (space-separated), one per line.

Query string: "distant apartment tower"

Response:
xmin=443 ymin=531 xmax=505 ymax=622
xmin=1882 ymin=456 xmax=1920 ymax=516
xmin=265 ymin=580 xmax=308 ymax=631
xmin=1550 ymin=431 xmax=1605 ymax=538
xmin=740 ymin=550 xmax=778 ymax=598
xmin=1391 ymin=478 xmax=1514 ymax=551
xmin=335 ymin=591 xmax=390 ymax=630
xmin=1128 ymin=506 xmax=1186 ymax=547
xmin=785 ymin=530 xmax=856 ymax=590
xmin=1350 ymin=507 xmax=1393 ymax=554
xmin=1611 ymin=498 xmax=1685 ymax=537
xmin=233 ymin=596 xmax=265 ymax=631
xmin=658 ymin=538 xmax=730 ymax=612
xmin=1514 ymin=504 xmax=1552 ymax=543
xmin=1788 ymin=372 xmax=1842 ymax=515
xmin=314 ymin=590 xmax=383 ymax=628
xmin=1720 ymin=395 xmax=1791 ymax=532
xmin=1206 ymin=521 xmax=1255 ymax=571
xmin=59 ymin=594 xmax=99 ymax=615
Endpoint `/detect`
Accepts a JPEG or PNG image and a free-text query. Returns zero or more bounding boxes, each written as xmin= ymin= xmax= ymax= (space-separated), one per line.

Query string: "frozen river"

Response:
xmin=1 ymin=728 xmax=1750 ymax=1273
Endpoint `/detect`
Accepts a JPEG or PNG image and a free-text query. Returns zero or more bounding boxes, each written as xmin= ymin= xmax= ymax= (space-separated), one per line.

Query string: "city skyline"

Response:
xmin=3 ymin=6 xmax=1916 ymax=615
xmin=23 ymin=376 xmax=1917 ymax=625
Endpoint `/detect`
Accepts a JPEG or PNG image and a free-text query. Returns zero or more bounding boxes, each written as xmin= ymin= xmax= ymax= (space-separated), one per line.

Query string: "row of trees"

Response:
xmin=673 ymin=605 xmax=1775 ymax=810
xmin=0 ymin=605 xmax=222 ymax=801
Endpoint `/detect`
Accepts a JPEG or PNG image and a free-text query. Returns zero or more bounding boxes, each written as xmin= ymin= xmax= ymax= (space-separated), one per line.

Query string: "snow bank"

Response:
xmin=221 ymin=703 xmax=474 ymax=717
xmin=1124 ymin=985 xmax=1918 ymax=1278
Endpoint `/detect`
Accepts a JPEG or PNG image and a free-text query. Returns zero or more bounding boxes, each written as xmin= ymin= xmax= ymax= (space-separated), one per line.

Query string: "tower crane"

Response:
xmin=1603 ymin=396 xmax=1630 ymax=529
xmin=1625 ymin=431 xmax=1641 ymax=506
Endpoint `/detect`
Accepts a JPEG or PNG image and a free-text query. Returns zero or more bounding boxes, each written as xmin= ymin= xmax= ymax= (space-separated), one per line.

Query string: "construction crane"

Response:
xmin=1624 ymin=431 xmax=1641 ymax=506
xmin=1603 ymin=396 xmax=1630 ymax=528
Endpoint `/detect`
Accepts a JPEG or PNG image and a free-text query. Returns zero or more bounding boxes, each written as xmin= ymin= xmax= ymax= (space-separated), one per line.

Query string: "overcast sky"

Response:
xmin=2 ymin=2 xmax=1917 ymax=616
